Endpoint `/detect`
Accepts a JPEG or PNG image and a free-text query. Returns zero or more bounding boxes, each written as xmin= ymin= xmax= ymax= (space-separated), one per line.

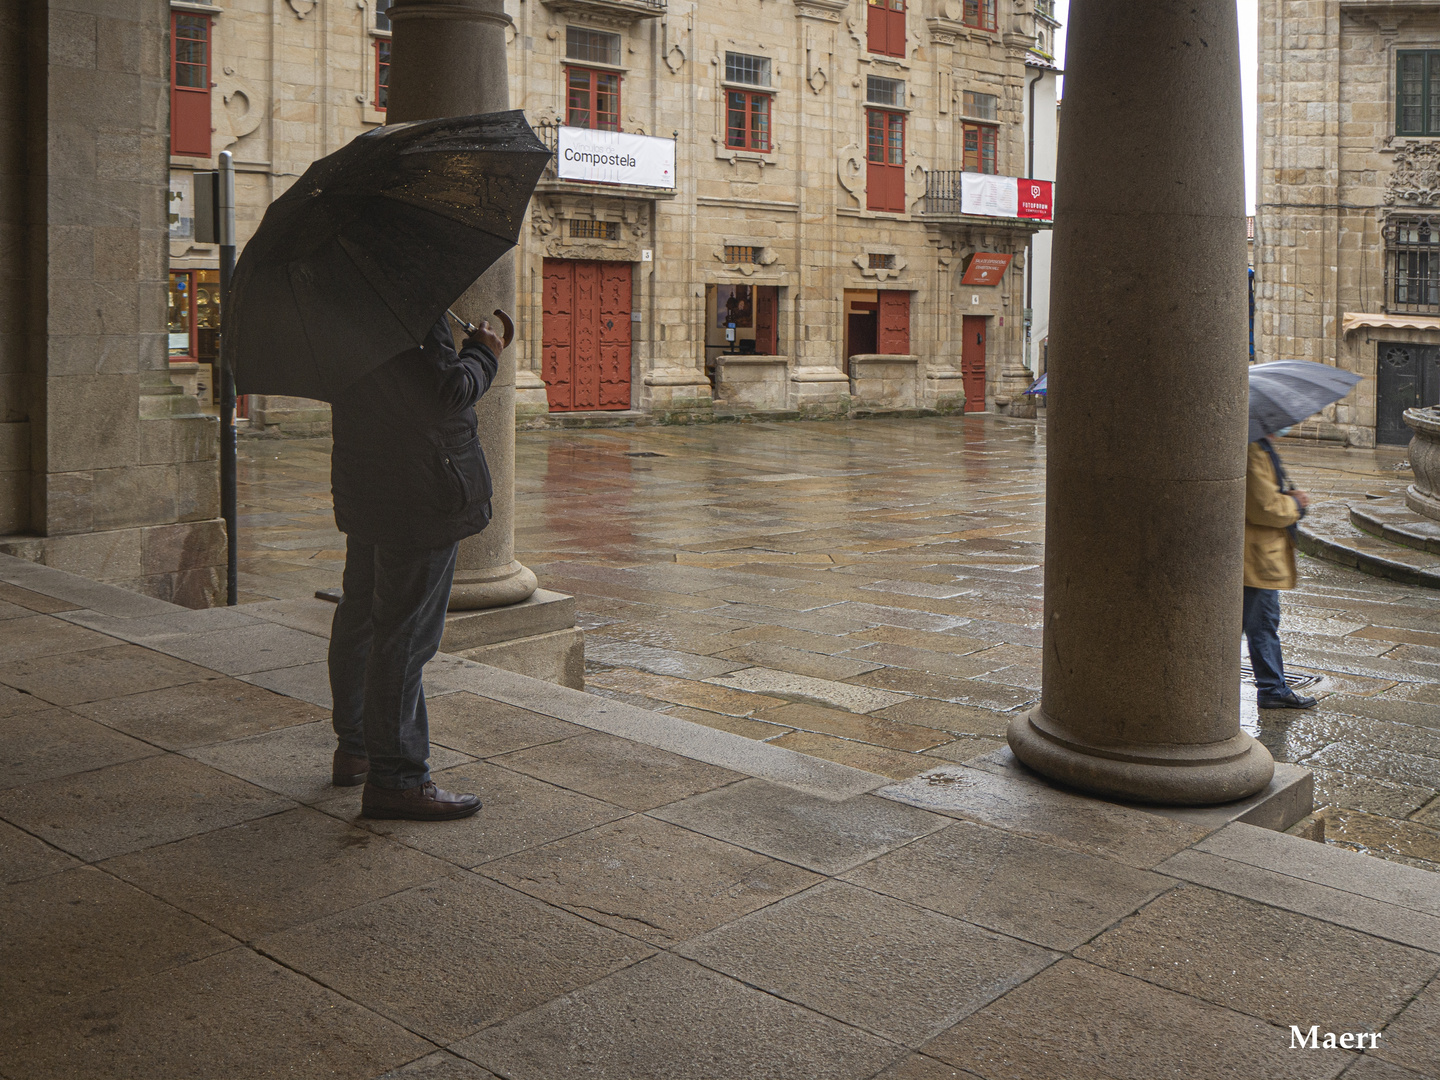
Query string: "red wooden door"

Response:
xmin=961 ymin=314 xmax=987 ymax=412
xmin=878 ymin=291 xmax=910 ymax=354
xmin=541 ymin=259 xmax=632 ymax=412
xmin=755 ymin=287 xmax=777 ymax=355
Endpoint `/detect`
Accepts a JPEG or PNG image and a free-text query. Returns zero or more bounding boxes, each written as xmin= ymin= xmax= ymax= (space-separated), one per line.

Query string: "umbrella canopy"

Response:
xmin=1248 ymin=360 xmax=1361 ymax=442
xmin=227 ymin=110 xmax=550 ymax=401
xmin=1023 ymin=373 xmax=1047 ymax=395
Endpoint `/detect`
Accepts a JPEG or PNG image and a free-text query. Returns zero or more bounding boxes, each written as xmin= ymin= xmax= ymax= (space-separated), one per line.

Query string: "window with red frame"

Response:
xmin=171 ymin=12 xmax=211 ymax=157
xmin=962 ymin=0 xmax=997 ymax=31
xmin=962 ymin=123 xmax=997 ymax=173
xmin=374 ymin=39 xmax=391 ymax=109
xmin=867 ymin=0 xmax=906 ymax=58
xmin=866 ymin=109 xmax=906 ymax=213
xmin=726 ymin=90 xmax=771 ymax=152
xmin=566 ymin=67 xmax=620 ymax=131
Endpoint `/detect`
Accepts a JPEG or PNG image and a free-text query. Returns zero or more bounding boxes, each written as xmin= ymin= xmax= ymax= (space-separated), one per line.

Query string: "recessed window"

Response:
xmin=569 ymin=219 xmax=619 ymax=240
xmin=1397 ymin=51 xmax=1440 ymax=136
xmin=374 ymin=39 xmax=390 ymax=110
xmin=868 ymin=253 xmax=897 ymax=269
xmin=963 ymin=0 xmax=997 ymax=31
xmin=725 ymin=52 xmax=771 ymax=87
xmin=962 ymin=91 xmax=998 ymax=122
xmin=567 ymin=67 xmax=621 ymax=130
xmin=867 ymin=76 xmax=906 ymax=108
xmin=724 ymin=245 xmax=761 ymax=264
xmin=375 ymin=0 xmax=391 ymax=31
xmin=1385 ymin=216 xmax=1440 ymax=313
xmin=963 ymin=123 xmax=998 ymax=174
xmin=726 ymin=91 xmax=772 ymax=152
xmin=171 ymin=12 xmax=212 ymax=157
xmin=867 ymin=109 xmax=906 ymax=213
xmin=567 ymin=26 xmax=622 ymax=67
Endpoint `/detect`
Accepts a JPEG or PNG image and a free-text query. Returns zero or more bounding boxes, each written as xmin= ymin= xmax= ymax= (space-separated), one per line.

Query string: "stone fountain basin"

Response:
xmin=1404 ymin=406 xmax=1440 ymax=521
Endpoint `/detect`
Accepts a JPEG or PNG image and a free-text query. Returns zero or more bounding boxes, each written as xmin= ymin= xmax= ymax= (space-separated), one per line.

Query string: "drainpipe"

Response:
xmin=1025 ymin=65 xmax=1043 ymax=374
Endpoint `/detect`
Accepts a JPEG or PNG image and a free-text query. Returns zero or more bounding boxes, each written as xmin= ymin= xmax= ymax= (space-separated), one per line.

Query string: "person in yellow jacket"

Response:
xmin=1244 ymin=433 xmax=1317 ymax=709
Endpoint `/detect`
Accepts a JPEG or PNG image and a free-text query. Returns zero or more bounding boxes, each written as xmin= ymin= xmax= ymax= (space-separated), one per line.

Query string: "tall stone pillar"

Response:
xmin=387 ymin=0 xmax=534 ymax=609
xmin=1006 ymin=0 xmax=1275 ymax=804
xmin=385 ymin=0 xmax=582 ymax=687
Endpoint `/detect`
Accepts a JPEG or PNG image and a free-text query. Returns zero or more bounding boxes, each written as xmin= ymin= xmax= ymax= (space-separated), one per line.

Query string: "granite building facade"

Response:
xmin=166 ymin=0 xmax=1057 ymax=427
xmin=1257 ymin=0 xmax=1440 ymax=446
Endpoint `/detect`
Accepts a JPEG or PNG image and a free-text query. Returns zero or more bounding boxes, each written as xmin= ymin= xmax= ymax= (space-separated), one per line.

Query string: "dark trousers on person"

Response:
xmin=1242 ymin=586 xmax=1286 ymax=699
xmin=329 ymin=536 xmax=458 ymax=790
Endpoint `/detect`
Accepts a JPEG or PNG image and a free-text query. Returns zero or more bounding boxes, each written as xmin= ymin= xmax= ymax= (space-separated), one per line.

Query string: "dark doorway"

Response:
xmin=847 ymin=312 xmax=877 ymax=356
xmin=1376 ymin=341 xmax=1440 ymax=445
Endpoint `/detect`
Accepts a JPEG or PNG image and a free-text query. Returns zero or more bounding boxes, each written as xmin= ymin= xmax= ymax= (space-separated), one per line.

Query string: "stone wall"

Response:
xmin=0 ymin=0 xmax=225 ymax=605
xmin=176 ymin=0 xmax=1052 ymax=428
xmin=1257 ymin=0 xmax=1440 ymax=446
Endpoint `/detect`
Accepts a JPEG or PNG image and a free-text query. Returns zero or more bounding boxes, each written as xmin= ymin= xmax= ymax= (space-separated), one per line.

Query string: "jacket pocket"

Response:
xmin=436 ymin=437 xmax=482 ymax=514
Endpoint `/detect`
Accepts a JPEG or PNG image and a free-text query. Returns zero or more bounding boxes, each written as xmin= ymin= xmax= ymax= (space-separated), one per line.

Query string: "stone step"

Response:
xmin=1349 ymin=495 xmax=1440 ymax=555
xmin=1297 ymin=501 xmax=1440 ymax=589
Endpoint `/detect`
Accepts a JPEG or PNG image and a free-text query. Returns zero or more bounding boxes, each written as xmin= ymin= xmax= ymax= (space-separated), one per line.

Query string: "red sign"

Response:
xmin=961 ymin=252 xmax=1013 ymax=286
xmin=1017 ymin=178 xmax=1054 ymax=220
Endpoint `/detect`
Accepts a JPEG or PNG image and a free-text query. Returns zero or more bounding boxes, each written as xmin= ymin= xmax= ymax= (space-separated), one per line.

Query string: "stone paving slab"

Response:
xmin=3 ymin=534 xmax=1440 ymax=1077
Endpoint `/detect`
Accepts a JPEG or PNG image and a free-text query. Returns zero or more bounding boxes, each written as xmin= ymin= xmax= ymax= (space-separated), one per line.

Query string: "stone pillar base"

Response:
xmin=0 ymin=520 xmax=226 ymax=608
xmin=448 ymin=559 xmax=538 ymax=610
xmin=924 ymin=369 xmax=967 ymax=413
xmin=440 ymin=588 xmax=583 ymax=688
xmin=516 ymin=369 xmax=551 ymax=423
xmin=451 ymin=627 xmax=585 ymax=689
xmin=788 ymin=366 xmax=852 ymax=417
xmin=1007 ymin=706 xmax=1275 ymax=806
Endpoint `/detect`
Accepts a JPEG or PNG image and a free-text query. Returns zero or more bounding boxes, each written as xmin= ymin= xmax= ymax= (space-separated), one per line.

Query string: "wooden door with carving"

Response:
xmin=961 ymin=314 xmax=987 ymax=412
xmin=541 ymin=259 xmax=633 ymax=411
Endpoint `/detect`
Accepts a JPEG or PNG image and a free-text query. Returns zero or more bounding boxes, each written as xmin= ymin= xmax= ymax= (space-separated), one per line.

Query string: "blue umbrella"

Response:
xmin=1023 ymin=373 xmax=1047 ymax=395
xmin=1248 ymin=360 xmax=1361 ymax=442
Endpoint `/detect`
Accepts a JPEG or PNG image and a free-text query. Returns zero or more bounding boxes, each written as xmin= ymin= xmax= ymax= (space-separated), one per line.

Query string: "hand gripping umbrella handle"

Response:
xmin=447 ymin=308 xmax=515 ymax=349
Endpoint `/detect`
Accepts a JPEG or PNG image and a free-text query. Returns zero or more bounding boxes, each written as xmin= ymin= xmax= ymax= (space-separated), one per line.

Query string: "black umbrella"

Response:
xmin=227 ymin=110 xmax=550 ymax=401
xmin=1248 ymin=360 xmax=1362 ymax=441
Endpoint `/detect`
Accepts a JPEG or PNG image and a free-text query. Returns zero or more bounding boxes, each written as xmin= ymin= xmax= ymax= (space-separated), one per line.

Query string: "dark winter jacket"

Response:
xmin=330 ymin=317 xmax=497 ymax=549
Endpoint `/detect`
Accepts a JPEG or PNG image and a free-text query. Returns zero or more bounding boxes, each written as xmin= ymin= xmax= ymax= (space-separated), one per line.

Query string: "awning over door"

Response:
xmin=1343 ymin=312 xmax=1440 ymax=336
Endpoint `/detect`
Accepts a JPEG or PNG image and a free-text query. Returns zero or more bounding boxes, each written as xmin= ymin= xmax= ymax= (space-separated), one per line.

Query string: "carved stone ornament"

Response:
xmin=218 ymin=80 xmax=264 ymax=153
xmin=837 ymin=143 xmax=865 ymax=206
xmin=794 ymin=0 xmax=849 ymax=22
xmin=287 ymin=0 xmax=315 ymax=17
xmin=1386 ymin=142 xmax=1440 ymax=207
xmin=715 ymin=244 xmax=779 ymax=276
xmin=854 ymin=248 xmax=908 ymax=282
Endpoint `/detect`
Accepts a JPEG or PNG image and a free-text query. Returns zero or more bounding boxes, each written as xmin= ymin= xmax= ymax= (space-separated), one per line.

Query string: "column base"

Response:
xmin=448 ymin=559 xmax=538 ymax=610
xmin=1007 ymin=706 xmax=1275 ymax=807
xmin=440 ymin=588 xmax=583 ymax=689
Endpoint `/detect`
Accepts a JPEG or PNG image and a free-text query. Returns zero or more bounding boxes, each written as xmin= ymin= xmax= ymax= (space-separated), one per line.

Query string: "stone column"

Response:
xmin=387 ymin=0 xmax=536 ymax=609
xmin=1006 ymin=0 xmax=1275 ymax=804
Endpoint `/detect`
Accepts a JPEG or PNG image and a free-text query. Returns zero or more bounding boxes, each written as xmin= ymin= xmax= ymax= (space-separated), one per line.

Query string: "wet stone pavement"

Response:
xmin=237 ymin=416 xmax=1440 ymax=873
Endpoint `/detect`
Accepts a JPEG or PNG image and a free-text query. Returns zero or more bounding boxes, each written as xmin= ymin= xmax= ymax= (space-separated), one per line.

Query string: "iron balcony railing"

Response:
xmin=923 ymin=170 xmax=975 ymax=216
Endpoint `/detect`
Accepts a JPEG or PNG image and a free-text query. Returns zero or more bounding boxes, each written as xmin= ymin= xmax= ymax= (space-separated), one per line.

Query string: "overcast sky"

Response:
xmin=1050 ymin=1 xmax=1260 ymax=214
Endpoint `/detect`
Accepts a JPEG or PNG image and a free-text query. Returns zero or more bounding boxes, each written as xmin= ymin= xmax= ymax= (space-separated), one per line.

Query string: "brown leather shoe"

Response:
xmin=332 ymin=749 xmax=370 ymax=787
xmin=361 ymin=781 xmax=481 ymax=821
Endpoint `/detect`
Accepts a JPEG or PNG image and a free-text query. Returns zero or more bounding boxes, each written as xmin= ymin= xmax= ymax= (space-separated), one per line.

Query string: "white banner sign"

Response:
xmin=961 ymin=172 xmax=1019 ymax=219
xmin=557 ymin=127 xmax=675 ymax=189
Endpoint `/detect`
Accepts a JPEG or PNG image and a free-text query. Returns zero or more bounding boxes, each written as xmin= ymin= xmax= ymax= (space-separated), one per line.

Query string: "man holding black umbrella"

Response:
xmin=328 ymin=314 xmax=505 ymax=819
xmin=1244 ymin=431 xmax=1317 ymax=710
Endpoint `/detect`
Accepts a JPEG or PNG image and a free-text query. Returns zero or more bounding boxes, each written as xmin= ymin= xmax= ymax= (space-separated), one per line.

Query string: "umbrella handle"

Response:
xmin=492 ymin=308 xmax=515 ymax=349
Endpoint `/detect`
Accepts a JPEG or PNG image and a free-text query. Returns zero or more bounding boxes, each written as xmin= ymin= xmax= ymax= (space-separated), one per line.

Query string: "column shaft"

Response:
xmin=387 ymin=0 xmax=537 ymax=608
xmin=1006 ymin=0 xmax=1274 ymax=804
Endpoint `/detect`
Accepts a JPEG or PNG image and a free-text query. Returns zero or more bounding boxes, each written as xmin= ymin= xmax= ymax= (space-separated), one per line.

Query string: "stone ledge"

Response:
xmin=1350 ymin=495 xmax=1440 ymax=555
xmin=1297 ymin=501 xmax=1440 ymax=589
xmin=440 ymin=588 xmax=577 ymax=652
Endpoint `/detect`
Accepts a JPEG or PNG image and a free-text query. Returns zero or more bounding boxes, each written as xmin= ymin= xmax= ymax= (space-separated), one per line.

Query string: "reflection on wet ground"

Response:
xmin=237 ymin=417 xmax=1440 ymax=873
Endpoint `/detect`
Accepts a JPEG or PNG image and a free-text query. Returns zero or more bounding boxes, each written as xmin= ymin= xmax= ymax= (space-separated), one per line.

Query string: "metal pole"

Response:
xmin=217 ymin=152 xmax=238 ymax=606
